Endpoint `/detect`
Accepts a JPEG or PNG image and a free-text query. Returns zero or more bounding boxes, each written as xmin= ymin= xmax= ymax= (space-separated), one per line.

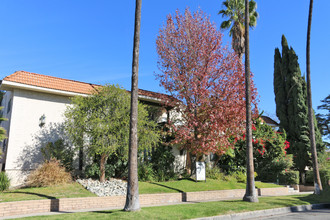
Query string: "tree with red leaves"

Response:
xmin=156 ymin=9 xmax=258 ymax=165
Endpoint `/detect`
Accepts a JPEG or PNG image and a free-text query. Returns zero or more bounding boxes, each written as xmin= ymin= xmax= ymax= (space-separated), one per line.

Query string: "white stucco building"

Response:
xmin=0 ymin=71 xmax=185 ymax=187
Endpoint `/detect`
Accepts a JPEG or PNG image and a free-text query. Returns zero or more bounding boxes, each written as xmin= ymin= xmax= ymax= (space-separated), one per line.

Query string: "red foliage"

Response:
xmin=156 ymin=9 xmax=258 ymax=155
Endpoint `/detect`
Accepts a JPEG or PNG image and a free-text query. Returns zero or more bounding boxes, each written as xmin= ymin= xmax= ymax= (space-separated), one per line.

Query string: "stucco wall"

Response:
xmin=4 ymin=89 xmax=71 ymax=186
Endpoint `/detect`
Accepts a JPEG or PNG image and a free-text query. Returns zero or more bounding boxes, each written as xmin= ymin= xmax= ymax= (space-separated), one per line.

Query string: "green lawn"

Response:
xmin=0 ymin=179 xmax=282 ymax=203
xmin=0 ymin=183 xmax=96 ymax=203
xmin=16 ymin=188 xmax=330 ymax=220
xmin=139 ymin=179 xmax=282 ymax=194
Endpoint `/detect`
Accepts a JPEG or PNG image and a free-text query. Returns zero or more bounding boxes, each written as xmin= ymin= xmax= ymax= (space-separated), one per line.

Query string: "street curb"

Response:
xmin=193 ymin=203 xmax=330 ymax=220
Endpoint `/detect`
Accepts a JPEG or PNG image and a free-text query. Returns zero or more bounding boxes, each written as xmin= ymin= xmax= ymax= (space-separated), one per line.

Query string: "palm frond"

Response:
xmin=221 ymin=20 xmax=232 ymax=30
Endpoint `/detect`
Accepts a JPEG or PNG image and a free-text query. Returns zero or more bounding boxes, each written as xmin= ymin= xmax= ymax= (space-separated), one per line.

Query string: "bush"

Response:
xmin=138 ymin=163 xmax=155 ymax=182
xmin=27 ymin=159 xmax=72 ymax=187
xmin=320 ymin=169 xmax=330 ymax=187
xmin=306 ymin=169 xmax=330 ymax=187
xmin=41 ymin=139 xmax=74 ymax=171
xmin=206 ymin=166 xmax=224 ymax=180
xmin=279 ymin=170 xmax=299 ymax=185
xmin=0 ymin=172 xmax=10 ymax=191
xmin=150 ymin=146 xmax=178 ymax=181
xmin=234 ymin=171 xmax=246 ymax=183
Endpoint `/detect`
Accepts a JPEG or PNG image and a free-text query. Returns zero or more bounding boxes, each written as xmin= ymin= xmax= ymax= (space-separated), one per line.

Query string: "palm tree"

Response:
xmin=242 ymin=0 xmax=258 ymax=203
xmin=218 ymin=0 xmax=258 ymax=59
xmin=306 ymin=0 xmax=323 ymax=194
xmin=124 ymin=0 xmax=142 ymax=211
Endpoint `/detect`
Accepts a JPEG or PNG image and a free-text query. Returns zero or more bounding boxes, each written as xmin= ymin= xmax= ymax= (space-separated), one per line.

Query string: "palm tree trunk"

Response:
xmin=243 ymin=0 xmax=258 ymax=203
xmin=306 ymin=0 xmax=322 ymax=194
xmin=124 ymin=0 xmax=142 ymax=211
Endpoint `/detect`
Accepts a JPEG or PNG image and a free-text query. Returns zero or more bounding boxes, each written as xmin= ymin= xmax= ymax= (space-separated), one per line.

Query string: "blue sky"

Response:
xmin=0 ymin=0 xmax=329 ymax=119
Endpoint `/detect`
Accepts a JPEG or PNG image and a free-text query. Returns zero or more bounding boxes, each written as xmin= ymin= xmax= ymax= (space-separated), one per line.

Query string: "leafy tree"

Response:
xmin=317 ymin=95 xmax=330 ymax=142
xmin=242 ymin=0 xmax=258 ymax=203
xmin=65 ymin=85 xmax=159 ymax=183
xmin=124 ymin=0 xmax=142 ymax=212
xmin=156 ymin=9 xmax=258 ymax=167
xmin=306 ymin=0 xmax=322 ymax=194
xmin=218 ymin=0 xmax=258 ymax=59
xmin=274 ymin=35 xmax=324 ymax=184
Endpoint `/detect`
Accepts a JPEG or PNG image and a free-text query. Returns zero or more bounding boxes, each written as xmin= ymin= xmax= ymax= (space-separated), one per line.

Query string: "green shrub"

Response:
xmin=206 ymin=166 xmax=224 ymax=180
xmin=150 ymin=146 xmax=178 ymax=181
xmin=138 ymin=163 xmax=155 ymax=182
xmin=234 ymin=171 xmax=246 ymax=183
xmin=0 ymin=172 xmax=10 ymax=191
xmin=41 ymin=139 xmax=74 ymax=171
xmin=320 ymin=169 xmax=330 ymax=187
xmin=279 ymin=170 xmax=299 ymax=185
xmin=306 ymin=169 xmax=330 ymax=187
xmin=222 ymin=174 xmax=237 ymax=182
xmin=85 ymin=163 xmax=115 ymax=180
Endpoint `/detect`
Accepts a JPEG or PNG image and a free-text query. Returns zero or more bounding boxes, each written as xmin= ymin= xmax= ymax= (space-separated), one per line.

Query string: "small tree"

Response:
xmin=156 ymin=9 xmax=258 ymax=168
xmin=65 ymin=85 xmax=159 ymax=182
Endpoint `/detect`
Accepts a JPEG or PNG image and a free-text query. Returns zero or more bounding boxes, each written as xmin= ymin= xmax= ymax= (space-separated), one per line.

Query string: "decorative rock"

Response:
xmin=76 ymin=178 xmax=127 ymax=197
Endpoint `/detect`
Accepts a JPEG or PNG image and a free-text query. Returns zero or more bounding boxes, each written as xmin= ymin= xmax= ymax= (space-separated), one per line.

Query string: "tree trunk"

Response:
xmin=243 ymin=0 xmax=258 ymax=203
xmin=306 ymin=0 xmax=322 ymax=194
xmin=299 ymin=169 xmax=306 ymax=185
xmin=79 ymin=147 xmax=84 ymax=171
xmin=124 ymin=0 xmax=142 ymax=211
xmin=99 ymin=153 xmax=108 ymax=183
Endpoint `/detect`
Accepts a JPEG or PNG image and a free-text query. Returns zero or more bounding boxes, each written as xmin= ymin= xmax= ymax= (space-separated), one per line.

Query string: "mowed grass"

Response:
xmin=15 ymin=188 xmax=330 ymax=220
xmin=139 ymin=179 xmax=282 ymax=194
xmin=0 ymin=183 xmax=96 ymax=203
xmin=0 ymin=178 xmax=282 ymax=203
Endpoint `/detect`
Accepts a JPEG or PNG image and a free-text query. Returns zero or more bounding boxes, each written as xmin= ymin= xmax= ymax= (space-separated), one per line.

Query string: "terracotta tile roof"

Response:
xmin=3 ymin=71 xmax=173 ymax=102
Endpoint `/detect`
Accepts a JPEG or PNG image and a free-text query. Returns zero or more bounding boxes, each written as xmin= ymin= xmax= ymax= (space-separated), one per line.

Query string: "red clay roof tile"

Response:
xmin=3 ymin=71 xmax=172 ymax=102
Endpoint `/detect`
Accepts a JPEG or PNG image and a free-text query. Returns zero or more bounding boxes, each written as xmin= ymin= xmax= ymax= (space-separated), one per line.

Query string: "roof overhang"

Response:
xmin=0 ymin=80 xmax=166 ymax=105
xmin=0 ymin=80 xmax=89 ymax=97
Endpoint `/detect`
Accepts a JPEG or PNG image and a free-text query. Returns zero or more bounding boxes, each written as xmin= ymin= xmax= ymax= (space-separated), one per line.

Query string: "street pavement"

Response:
xmin=252 ymin=208 xmax=330 ymax=220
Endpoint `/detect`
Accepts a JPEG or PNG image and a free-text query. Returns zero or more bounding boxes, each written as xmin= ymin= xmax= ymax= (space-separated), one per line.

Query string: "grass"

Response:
xmin=15 ymin=188 xmax=330 ymax=220
xmin=0 ymin=178 xmax=282 ymax=203
xmin=0 ymin=183 xmax=96 ymax=203
xmin=139 ymin=178 xmax=282 ymax=194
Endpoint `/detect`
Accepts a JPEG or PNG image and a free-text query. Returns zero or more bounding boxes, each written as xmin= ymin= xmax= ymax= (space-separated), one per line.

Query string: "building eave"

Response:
xmin=0 ymin=80 xmax=89 ymax=97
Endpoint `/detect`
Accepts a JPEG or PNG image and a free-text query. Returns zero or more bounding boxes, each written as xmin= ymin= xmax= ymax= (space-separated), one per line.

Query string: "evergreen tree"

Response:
xmin=274 ymin=35 xmax=324 ymax=184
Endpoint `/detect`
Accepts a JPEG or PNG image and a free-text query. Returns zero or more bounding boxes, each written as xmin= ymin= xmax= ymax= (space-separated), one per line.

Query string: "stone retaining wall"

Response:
xmin=0 ymin=187 xmax=289 ymax=218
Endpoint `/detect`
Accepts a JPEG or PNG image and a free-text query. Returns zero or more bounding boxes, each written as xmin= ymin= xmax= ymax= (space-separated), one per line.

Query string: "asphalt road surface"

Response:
xmin=251 ymin=209 xmax=330 ymax=220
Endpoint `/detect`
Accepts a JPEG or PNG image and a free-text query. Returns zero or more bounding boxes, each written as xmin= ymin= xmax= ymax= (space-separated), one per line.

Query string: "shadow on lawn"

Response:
xmin=149 ymin=182 xmax=188 ymax=202
xmin=93 ymin=210 xmax=125 ymax=214
xmin=4 ymin=191 xmax=56 ymax=200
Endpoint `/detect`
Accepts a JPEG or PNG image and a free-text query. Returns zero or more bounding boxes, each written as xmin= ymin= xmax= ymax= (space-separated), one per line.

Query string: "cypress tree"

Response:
xmin=274 ymin=35 xmax=324 ymax=184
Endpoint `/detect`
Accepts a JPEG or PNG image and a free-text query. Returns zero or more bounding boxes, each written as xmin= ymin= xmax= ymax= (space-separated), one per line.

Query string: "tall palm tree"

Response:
xmin=124 ymin=0 xmax=142 ymax=211
xmin=243 ymin=0 xmax=258 ymax=203
xmin=218 ymin=0 xmax=258 ymax=59
xmin=306 ymin=0 xmax=323 ymax=195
